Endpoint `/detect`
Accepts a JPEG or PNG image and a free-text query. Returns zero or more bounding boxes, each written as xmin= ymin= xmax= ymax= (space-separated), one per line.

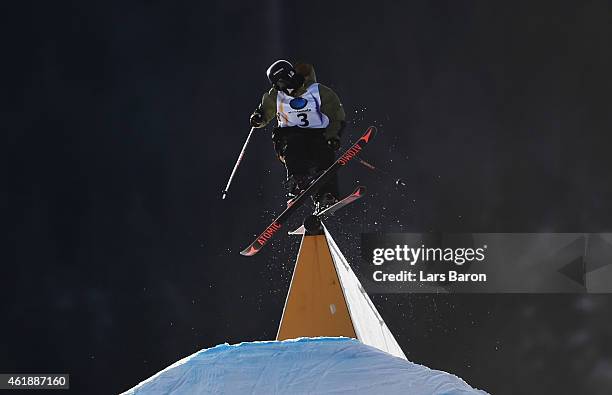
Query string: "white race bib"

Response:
xmin=276 ymin=83 xmax=330 ymax=129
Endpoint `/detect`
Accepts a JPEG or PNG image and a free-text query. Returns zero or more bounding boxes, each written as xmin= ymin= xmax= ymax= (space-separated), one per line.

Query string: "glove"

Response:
xmin=249 ymin=108 xmax=265 ymax=127
xmin=326 ymin=137 xmax=341 ymax=151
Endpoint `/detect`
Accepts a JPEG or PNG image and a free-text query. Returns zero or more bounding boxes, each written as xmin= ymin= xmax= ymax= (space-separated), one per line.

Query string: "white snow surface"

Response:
xmin=122 ymin=337 xmax=488 ymax=395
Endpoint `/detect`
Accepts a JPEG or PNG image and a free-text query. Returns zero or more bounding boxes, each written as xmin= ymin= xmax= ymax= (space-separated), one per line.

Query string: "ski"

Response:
xmin=288 ymin=186 xmax=367 ymax=235
xmin=318 ymin=185 xmax=366 ymax=217
xmin=240 ymin=126 xmax=377 ymax=256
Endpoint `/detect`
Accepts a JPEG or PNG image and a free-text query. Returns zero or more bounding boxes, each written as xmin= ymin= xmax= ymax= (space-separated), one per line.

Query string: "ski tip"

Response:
xmin=240 ymin=245 xmax=259 ymax=256
xmin=354 ymin=186 xmax=367 ymax=196
xmin=288 ymin=225 xmax=306 ymax=235
xmin=361 ymin=126 xmax=377 ymax=143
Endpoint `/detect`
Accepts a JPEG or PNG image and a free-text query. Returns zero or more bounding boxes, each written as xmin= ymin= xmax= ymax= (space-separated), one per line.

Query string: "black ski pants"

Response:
xmin=272 ymin=126 xmax=338 ymax=198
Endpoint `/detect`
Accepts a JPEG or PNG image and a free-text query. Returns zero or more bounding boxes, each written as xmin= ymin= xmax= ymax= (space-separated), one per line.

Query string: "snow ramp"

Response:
xmin=121 ymin=337 xmax=488 ymax=395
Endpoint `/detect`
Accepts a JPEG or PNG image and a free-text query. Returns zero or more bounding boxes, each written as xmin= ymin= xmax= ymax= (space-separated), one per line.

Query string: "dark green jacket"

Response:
xmin=254 ymin=63 xmax=346 ymax=140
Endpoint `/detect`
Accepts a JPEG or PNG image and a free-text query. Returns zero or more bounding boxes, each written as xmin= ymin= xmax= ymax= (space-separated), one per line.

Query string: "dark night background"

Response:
xmin=3 ymin=1 xmax=612 ymax=394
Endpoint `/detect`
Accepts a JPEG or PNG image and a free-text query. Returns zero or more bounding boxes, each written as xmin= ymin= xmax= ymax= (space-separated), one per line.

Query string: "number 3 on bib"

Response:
xmin=297 ymin=113 xmax=309 ymax=126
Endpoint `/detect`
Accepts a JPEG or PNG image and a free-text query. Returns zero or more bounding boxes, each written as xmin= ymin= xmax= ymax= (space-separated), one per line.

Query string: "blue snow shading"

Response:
xmin=122 ymin=337 xmax=489 ymax=395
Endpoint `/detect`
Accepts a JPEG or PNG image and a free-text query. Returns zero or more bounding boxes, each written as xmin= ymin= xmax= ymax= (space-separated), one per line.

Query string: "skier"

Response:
xmin=249 ymin=60 xmax=346 ymax=211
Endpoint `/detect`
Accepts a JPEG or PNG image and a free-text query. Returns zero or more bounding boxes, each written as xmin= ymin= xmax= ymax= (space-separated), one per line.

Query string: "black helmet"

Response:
xmin=266 ymin=59 xmax=304 ymax=94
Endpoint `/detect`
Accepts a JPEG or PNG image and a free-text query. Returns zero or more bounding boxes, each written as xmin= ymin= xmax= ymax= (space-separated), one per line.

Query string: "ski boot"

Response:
xmin=285 ymin=175 xmax=313 ymax=207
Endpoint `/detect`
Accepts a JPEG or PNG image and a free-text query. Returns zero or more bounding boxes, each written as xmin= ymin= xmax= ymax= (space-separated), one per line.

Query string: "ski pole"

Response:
xmin=222 ymin=127 xmax=256 ymax=200
xmin=356 ymin=156 xmax=407 ymax=187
